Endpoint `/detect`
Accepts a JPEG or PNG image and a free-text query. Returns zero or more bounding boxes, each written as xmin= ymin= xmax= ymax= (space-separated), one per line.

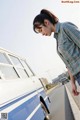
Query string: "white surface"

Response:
xmin=65 ymin=86 xmax=80 ymax=120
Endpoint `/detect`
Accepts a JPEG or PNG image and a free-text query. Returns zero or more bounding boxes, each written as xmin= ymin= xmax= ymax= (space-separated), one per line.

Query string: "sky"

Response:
xmin=0 ymin=0 xmax=80 ymax=81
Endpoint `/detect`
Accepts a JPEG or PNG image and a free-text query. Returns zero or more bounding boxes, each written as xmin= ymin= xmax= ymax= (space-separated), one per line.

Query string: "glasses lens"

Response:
xmin=34 ymin=23 xmax=42 ymax=33
xmin=35 ymin=28 xmax=40 ymax=33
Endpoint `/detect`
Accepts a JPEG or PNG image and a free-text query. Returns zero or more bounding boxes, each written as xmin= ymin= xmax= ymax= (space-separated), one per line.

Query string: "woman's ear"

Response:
xmin=44 ymin=19 xmax=49 ymax=26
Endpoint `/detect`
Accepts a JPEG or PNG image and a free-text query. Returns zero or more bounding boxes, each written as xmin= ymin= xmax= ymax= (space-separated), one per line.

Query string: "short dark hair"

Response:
xmin=33 ymin=9 xmax=59 ymax=33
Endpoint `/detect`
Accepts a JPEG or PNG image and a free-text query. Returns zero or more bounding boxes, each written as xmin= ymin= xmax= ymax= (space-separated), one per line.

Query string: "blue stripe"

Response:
xmin=0 ymin=87 xmax=43 ymax=111
xmin=8 ymin=90 xmax=48 ymax=120
xmin=8 ymin=94 xmax=40 ymax=120
xmin=30 ymin=107 xmax=45 ymax=120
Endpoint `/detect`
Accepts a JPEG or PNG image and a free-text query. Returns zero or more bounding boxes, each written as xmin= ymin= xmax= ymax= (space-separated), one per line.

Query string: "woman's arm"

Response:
xmin=67 ymin=68 xmax=79 ymax=96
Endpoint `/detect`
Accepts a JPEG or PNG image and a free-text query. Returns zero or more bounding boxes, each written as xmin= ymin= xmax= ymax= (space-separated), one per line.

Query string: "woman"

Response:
xmin=33 ymin=9 xmax=80 ymax=96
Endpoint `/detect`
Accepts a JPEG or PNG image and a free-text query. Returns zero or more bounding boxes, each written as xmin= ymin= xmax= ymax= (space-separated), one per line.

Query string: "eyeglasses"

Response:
xmin=33 ymin=23 xmax=42 ymax=33
xmin=34 ymin=27 xmax=42 ymax=33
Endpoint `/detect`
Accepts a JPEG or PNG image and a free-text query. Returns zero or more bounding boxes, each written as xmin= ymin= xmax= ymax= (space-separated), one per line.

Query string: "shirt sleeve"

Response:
xmin=63 ymin=22 xmax=80 ymax=48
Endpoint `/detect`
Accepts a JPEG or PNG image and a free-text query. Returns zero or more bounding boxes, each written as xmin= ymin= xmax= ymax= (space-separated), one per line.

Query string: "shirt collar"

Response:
xmin=54 ymin=22 xmax=60 ymax=33
xmin=54 ymin=22 xmax=60 ymax=39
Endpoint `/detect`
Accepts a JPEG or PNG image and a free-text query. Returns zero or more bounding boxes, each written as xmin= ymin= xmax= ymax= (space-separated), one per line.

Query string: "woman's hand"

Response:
xmin=67 ymin=68 xmax=79 ymax=96
xmin=72 ymin=83 xmax=79 ymax=96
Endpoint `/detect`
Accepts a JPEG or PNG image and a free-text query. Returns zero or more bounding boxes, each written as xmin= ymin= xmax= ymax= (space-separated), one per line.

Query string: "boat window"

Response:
xmin=0 ymin=65 xmax=19 ymax=79
xmin=9 ymin=55 xmax=28 ymax=78
xmin=0 ymin=52 xmax=11 ymax=64
xmin=17 ymin=68 xmax=28 ymax=78
xmin=9 ymin=55 xmax=23 ymax=68
xmin=20 ymin=60 xmax=34 ymax=76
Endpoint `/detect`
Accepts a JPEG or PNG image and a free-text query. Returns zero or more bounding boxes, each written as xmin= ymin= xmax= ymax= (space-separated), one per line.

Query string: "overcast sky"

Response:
xmin=0 ymin=0 xmax=80 ymax=81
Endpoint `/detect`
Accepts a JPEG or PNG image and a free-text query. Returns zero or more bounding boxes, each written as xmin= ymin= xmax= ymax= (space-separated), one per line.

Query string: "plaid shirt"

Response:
xmin=54 ymin=22 xmax=80 ymax=76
